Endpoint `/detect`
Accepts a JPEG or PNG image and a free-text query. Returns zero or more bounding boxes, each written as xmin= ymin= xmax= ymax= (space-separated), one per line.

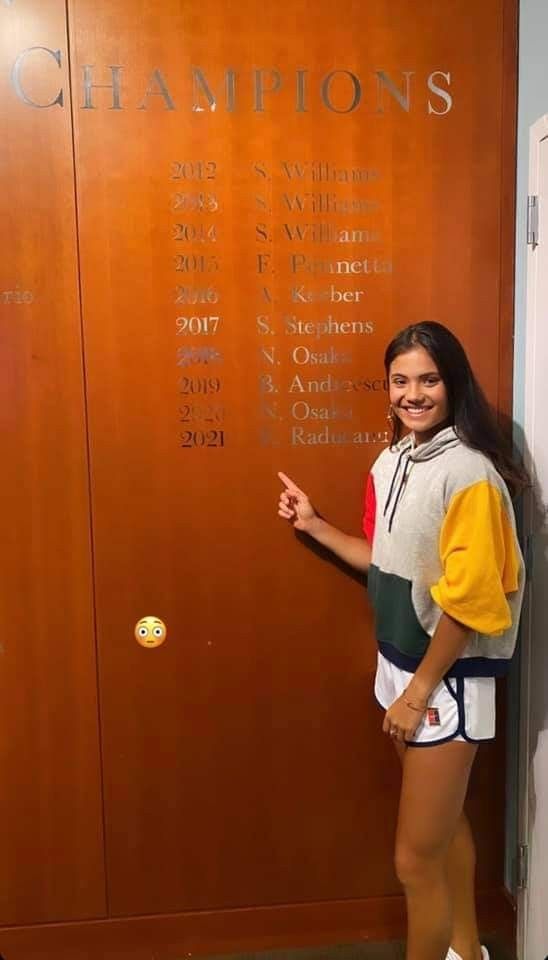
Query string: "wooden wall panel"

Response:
xmin=66 ymin=0 xmax=515 ymax=920
xmin=0 ymin=0 xmax=106 ymax=925
xmin=0 ymin=889 xmax=516 ymax=959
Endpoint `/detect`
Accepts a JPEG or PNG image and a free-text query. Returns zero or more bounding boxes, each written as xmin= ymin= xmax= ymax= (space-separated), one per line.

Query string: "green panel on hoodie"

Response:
xmin=367 ymin=564 xmax=430 ymax=658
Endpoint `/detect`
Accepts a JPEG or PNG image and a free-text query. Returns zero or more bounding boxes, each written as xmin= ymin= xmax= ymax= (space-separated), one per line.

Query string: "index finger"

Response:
xmin=277 ymin=471 xmax=305 ymax=496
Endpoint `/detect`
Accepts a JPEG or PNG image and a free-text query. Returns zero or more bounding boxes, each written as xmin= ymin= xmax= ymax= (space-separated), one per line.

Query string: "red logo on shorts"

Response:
xmin=426 ymin=707 xmax=441 ymax=726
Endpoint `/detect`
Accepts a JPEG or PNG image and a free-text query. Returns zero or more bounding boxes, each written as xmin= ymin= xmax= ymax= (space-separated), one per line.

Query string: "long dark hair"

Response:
xmin=384 ymin=321 xmax=529 ymax=498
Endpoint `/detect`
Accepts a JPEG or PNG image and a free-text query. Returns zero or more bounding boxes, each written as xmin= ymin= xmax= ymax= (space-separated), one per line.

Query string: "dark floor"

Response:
xmin=201 ymin=939 xmax=516 ymax=960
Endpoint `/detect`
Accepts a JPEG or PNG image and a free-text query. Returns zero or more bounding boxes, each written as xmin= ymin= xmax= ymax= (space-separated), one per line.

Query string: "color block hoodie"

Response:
xmin=363 ymin=426 xmax=524 ymax=677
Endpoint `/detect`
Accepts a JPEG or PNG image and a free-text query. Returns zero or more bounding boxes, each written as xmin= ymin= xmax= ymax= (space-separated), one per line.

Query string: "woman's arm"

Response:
xmin=278 ymin=472 xmax=371 ymax=573
xmin=405 ymin=613 xmax=470 ymax=703
xmin=382 ymin=613 xmax=470 ymax=742
xmin=301 ymin=516 xmax=372 ymax=573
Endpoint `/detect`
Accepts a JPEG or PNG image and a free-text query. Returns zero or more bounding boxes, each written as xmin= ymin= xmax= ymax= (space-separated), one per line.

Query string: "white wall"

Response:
xmin=512 ymin=0 xmax=548 ymax=937
xmin=515 ymin=2 xmax=548 ymax=425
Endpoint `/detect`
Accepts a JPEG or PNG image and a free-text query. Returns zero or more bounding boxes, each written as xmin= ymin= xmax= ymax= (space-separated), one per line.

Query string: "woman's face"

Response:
xmin=388 ymin=346 xmax=450 ymax=444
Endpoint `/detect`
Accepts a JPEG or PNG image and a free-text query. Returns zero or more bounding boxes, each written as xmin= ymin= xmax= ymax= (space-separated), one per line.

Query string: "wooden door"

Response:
xmin=66 ymin=0 xmax=515 ymax=920
xmin=0 ymin=0 xmax=106 ymax=925
xmin=0 ymin=0 xmax=517 ymax=943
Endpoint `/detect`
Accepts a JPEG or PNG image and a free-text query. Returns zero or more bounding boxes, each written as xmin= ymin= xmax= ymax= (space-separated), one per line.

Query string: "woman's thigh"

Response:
xmin=396 ymin=741 xmax=478 ymax=859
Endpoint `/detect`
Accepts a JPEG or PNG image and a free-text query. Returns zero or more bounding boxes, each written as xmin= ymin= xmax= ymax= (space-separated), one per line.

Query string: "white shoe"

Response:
xmin=446 ymin=947 xmax=490 ymax=960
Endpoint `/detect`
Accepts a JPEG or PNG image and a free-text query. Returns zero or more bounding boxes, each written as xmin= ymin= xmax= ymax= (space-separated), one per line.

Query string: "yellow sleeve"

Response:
xmin=430 ymin=480 xmax=521 ymax=635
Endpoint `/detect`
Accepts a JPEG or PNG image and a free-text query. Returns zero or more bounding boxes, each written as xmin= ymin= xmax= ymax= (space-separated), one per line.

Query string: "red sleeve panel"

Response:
xmin=362 ymin=472 xmax=376 ymax=544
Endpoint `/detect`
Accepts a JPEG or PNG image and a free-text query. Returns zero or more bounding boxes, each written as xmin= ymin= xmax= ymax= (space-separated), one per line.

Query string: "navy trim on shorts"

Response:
xmin=406 ymin=676 xmax=495 ymax=748
xmin=442 ymin=676 xmax=496 ymax=745
xmin=374 ymin=659 xmax=496 ymax=748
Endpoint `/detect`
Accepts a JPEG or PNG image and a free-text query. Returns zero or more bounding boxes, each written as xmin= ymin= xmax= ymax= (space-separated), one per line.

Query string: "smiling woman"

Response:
xmin=278 ymin=320 xmax=527 ymax=960
xmin=383 ymin=323 xmax=528 ymax=496
xmin=388 ymin=348 xmax=450 ymax=445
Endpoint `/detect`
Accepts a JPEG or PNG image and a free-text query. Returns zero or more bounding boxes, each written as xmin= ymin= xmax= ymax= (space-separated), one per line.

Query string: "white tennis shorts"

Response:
xmin=374 ymin=652 xmax=496 ymax=746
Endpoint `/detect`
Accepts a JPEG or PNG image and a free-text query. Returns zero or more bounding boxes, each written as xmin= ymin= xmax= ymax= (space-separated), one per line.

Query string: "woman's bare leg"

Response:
xmin=393 ymin=740 xmax=478 ymax=960
xmin=392 ymin=742 xmax=482 ymax=960
xmin=445 ymin=811 xmax=483 ymax=960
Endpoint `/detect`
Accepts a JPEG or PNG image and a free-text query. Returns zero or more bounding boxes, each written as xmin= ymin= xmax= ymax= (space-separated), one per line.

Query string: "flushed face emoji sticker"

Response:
xmin=134 ymin=617 xmax=167 ymax=649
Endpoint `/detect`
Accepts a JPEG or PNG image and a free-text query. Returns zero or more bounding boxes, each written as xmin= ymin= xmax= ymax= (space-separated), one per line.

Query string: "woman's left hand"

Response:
xmin=383 ymin=694 xmax=425 ymax=743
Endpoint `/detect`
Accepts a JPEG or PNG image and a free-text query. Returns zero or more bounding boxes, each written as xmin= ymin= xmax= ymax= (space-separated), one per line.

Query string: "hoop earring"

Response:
xmin=387 ymin=404 xmax=395 ymax=423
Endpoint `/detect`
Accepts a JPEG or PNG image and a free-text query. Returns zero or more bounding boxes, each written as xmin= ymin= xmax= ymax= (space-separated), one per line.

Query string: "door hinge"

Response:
xmin=517 ymin=842 xmax=529 ymax=889
xmin=527 ymin=195 xmax=539 ymax=246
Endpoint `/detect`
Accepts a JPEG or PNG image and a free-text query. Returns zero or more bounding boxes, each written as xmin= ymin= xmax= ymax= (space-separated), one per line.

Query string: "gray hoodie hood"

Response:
xmin=384 ymin=426 xmax=460 ymax=532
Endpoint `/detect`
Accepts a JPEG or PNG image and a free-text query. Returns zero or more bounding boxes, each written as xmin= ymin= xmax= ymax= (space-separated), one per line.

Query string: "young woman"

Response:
xmin=278 ymin=322 xmax=526 ymax=960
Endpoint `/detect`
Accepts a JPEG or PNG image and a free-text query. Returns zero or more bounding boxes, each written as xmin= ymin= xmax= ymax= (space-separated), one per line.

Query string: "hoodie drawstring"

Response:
xmin=383 ymin=449 xmax=406 ymax=519
xmin=387 ymin=456 xmax=412 ymax=532
xmin=383 ymin=449 xmax=413 ymax=533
